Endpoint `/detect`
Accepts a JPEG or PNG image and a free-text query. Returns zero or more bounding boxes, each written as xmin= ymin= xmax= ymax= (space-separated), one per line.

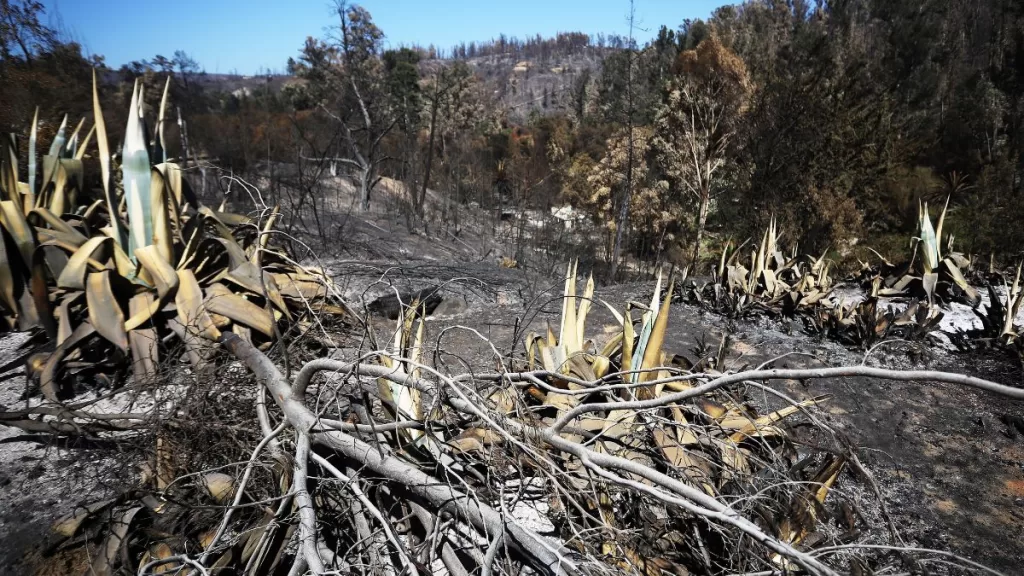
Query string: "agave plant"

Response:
xmin=688 ymin=218 xmax=835 ymax=318
xmin=862 ymin=198 xmax=980 ymax=307
xmin=954 ymin=264 xmax=1024 ymax=356
xmin=805 ymin=297 xmax=943 ymax=349
xmin=0 ymin=72 xmax=345 ymax=400
xmin=521 ymin=264 xmax=843 ymax=565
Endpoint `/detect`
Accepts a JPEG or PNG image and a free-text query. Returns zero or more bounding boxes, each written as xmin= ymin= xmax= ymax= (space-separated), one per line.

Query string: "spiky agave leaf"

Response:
xmin=156 ymin=76 xmax=171 ymax=164
xmin=919 ymin=201 xmax=939 ymax=274
xmin=27 ymin=107 xmax=38 ymax=209
xmin=92 ymin=69 xmax=125 ymax=250
xmin=123 ymin=80 xmax=154 ymax=260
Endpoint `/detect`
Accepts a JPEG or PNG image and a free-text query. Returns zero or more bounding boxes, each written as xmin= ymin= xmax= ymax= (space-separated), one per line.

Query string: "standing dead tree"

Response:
xmin=608 ymin=0 xmax=640 ymax=281
xmin=653 ymin=34 xmax=750 ymax=271
xmin=296 ymin=1 xmax=396 ymax=211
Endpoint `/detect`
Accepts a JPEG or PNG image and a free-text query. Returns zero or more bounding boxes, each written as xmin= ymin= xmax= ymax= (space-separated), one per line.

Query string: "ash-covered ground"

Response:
xmin=3 ymin=253 xmax=1024 ymax=574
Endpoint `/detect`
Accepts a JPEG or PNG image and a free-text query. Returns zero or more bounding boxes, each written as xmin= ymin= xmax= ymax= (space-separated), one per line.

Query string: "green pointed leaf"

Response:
xmin=123 ymin=80 xmax=153 ymax=259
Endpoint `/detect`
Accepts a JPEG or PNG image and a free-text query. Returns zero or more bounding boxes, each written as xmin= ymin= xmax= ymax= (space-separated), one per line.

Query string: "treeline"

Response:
xmin=3 ymin=0 xmax=1024 ymax=271
xmin=446 ymin=31 xmax=615 ymax=61
xmin=244 ymin=0 xmax=1024 ymax=270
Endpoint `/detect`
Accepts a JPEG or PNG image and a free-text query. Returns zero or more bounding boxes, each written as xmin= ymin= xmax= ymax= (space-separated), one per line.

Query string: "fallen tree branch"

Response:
xmin=219 ymin=332 xmax=580 ymax=576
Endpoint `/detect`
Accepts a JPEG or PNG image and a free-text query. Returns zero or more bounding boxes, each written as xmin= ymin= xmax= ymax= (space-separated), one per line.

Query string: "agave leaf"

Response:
xmin=621 ymin=308 xmax=635 ymax=382
xmin=27 ymin=107 xmax=38 ymax=209
xmin=407 ymin=317 xmax=426 ymax=439
xmin=632 ymin=271 xmax=662 ymax=382
xmin=40 ymin=322 xmax=95 ymax=401
xmin=726 ymin=396 xmax=828 ymax=442
xmin=134 ymin=245 xmax=179 ymax=299
xmin=150 ymin=168 xmax=174 ymax=265
xmin=653 ymin=428 xmax=715 ymax=496
xmin=156 ymin=76 xmax=171 ymax=164
xmin=202 ymin=472 xmax=236 ymax=504
xmin=46 ymin=161 xmax=69 ymax=215
xmin=922 ymin=272 xmax=938 ymax=306
xmin=138 ymin=543 xmax=175 ymax=575
xmin=86 ymin=270 xmax=128 ymax=352
xmin=57 ymin=236 xmax=110 ymax=290
xmin=128 ymin=293 xmax=159 ymax=378
xmin=0 ymin=235 xmax=17 ymax=316
xmin=0 ymin=200 xmax=35 ymax=267
xmin=599 ymin=331 xmax=624 ymax=359
xmin=74 ymin=124 xmax=96 ymax=161
xmin=204 ymin=283 xmax=275 ymax=337
xmin=223 ymin=262 xmax=290 ymax=318
xmin=638 ymin=281 xmax=674 ymax=386
xmin=46 ymin=115 xmax=67 ymax=159
xmin=525 ymin=332 xmax=541 ymax=369
xmin=2 ymin=134 xmax=17 ymax=205
xmin=576 ymin=272 xmax=594 ymax=347
xmin=934 ymin=195 xmax=950 ymax=261
xmin=89 ymin=506 xmax=143 ymax=576
xmin=811 ymin=456 xmax=845 ymax=506
xmin=93 ymin=70 xmax=125 ymax=248
xmin=123 ymin=80 xmax=154 ymax=258
xmin=155 ymin=162 xmax=197 ymax=209
xmin=31 ymin=208 xmax=87 ymax=245
xmin=448 ymin=428 xmax=504 ymax=453
xmin=599 ymin=299 xmax=624 ymax=325
xmin=52 ymin=498 xmax=119 ymax=538
xmin=919 ymin=201 xmax=938 ymax=273
xmin=560 ymin=261 xmax=578 ymax=353
xmin=175 ymin=269 xmax=221 ymax=341
xmin=65 ymin=117 xmax=85 ymax=158
xmin=941 ymin=258 xmax=981 ymax=307
xmin=28 ymin=249 xmax=56 ymax=337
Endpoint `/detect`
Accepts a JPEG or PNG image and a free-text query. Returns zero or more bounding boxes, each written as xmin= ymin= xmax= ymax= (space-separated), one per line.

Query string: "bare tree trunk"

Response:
xmin=608 ymin=0 xmax=637 ymax=282
xmin=419 ymin=78 xmax=442 ymax=217
xmin=359 ymin=167 xmax=372 ymax=211
xmin=609 ymin=133 xmax=633 ymax=280
xmin=691 ymin=189 xmax=710 ymax=271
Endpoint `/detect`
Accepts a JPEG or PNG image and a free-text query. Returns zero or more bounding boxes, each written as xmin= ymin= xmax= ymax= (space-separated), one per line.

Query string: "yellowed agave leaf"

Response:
xmin=202 ymin=472 xmax=237 ymax=504
xmin=92 ymin=69 xmax=123 ymax=249
xmin=135 ymin=245 xmax=179 ymax=299
xmin=576 ymin=272 xmax=594 ymax=346
xmin=149 ymin=168 xmax=174 ymax=265
xmin=89 ymin=506 xmax=142 ymax=576
xmin=223 ymin=262 xmax=290 ymax=319
xmin=621 ymin=308 xmax=634 ymax=384
xmin=0 ymin=234 xmax=18 ymax=317
xmin=638 ymin=281 xmax=674 ymax=390
xmin=725 ymin=396 xmax=829 ymax=442
xmin=653 ymin=428 xmax=716 ymax=496
xmin=448 ymin=428 xmax=504 ymax=453
xmin=52 ymin=497 xmax=118 ymax=538
xmin=138 ymin=542 xmax=174 ymax=574
xmin=86 ymin=270 xmax=128 ymax=352
xmin=175 ymin=269 xmax=221 ymax=340
xmin=56 ymin=235 xmax=109 ymax=290
xmin=204 ymin=282 xmax=275 ymax=337
xmin=0 ymin=200 xmax=35 ymax=267
xmin=128 ymin=293 xmax=159 ymax=377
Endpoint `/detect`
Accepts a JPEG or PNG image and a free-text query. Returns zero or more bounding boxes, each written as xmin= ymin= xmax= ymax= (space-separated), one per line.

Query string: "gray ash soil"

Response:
xmin=0 ymin=333 xmax=120 ymax=576
xmin=4 ymin=259 xmax=1024 ymax=574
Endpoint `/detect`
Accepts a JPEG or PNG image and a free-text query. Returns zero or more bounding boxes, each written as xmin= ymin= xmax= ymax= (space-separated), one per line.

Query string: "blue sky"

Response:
xmin=42 ymin=0 xmax=724 ymax=75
